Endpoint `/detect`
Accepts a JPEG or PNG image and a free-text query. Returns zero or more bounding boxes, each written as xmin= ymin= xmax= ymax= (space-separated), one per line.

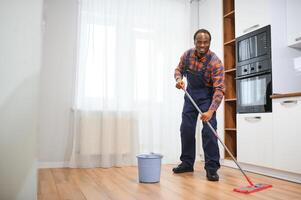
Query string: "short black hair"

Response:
xmin=193 ymin=29 xmax=211 ymax=41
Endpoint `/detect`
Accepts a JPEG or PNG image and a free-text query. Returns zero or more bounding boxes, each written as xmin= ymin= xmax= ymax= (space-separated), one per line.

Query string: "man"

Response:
xmin=173 ymin=29 xmax=225 ymax=181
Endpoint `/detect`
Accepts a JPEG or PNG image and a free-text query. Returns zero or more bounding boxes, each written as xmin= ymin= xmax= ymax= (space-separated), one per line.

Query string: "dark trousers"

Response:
xmin=180 ymin=97 xmax=220 ymax=172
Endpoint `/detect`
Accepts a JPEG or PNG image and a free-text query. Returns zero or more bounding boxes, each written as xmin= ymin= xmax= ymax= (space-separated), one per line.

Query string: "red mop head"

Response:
xmin=233 ymin=183 xmax=272 ymax=194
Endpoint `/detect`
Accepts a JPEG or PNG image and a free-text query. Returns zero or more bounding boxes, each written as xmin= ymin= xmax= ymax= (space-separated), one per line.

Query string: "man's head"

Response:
xmin=193 ymin=29 xmax=211 ymax=56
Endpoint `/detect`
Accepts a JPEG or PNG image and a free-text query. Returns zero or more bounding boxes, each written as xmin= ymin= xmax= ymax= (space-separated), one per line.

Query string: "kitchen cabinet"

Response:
xmin=272 ymin=96 xmax=301 ymax=174
xmin=286 ymin=0 xmax=301 ymax=48
xmin=237 ymin=113 xmax=273 ymax=168
xmin=235 ymin=0 xmax=271 ymax=38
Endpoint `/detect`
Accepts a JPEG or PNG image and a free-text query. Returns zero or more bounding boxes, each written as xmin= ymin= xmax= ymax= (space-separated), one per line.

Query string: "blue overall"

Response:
xmin=180 ymin=54 xmax=220 ymax=173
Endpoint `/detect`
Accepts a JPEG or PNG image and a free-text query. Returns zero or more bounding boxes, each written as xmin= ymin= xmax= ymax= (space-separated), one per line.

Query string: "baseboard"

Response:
xmin=39 ymin=159 xmax=301 ymax=183
xmin=38 ymin=161 xmax=69 ymax=169
xmin=221 ymin=159 xmax=301 ymax=184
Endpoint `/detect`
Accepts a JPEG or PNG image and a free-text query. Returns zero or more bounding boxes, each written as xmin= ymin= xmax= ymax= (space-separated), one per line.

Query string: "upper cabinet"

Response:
xmin=235 ymin=0 xmax=271 ymax=38
xmin=286 ymin=0 xmax=301 ymax=48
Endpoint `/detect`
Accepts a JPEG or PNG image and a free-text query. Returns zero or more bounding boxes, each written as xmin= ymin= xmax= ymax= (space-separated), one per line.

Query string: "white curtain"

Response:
xmin=70 ymin=0 xmax=193 ymax=168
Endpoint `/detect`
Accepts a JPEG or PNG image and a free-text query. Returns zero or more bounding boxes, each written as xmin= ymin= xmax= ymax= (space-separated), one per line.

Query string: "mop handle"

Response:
xmin=182 ymin=88 xmax=254 ymax=186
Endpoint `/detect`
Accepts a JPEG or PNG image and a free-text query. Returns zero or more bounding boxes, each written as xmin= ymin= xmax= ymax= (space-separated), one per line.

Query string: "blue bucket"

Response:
xmin=136 ymin=153 xmax=163 ymax=183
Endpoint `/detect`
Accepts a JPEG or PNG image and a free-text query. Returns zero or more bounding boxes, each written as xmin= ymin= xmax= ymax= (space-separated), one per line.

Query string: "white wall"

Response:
xmin=0 ymin=1 xmax=42 ymax=199
xmin=38 ymin=0 xmax=78 ymax=167
xmin=198 ymin=0 xmax=225 ymax=158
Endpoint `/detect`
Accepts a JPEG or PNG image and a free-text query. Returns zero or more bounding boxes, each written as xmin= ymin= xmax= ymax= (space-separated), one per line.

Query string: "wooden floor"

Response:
xmin=38 ymin=162 xmax=301 ymax=200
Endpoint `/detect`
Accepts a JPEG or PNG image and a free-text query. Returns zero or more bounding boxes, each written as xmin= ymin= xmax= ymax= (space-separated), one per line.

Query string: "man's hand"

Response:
xmin=176 ymin=79 xmax=185 ymax=89
xmin=200 ymin=109 xmax=215 ymax=122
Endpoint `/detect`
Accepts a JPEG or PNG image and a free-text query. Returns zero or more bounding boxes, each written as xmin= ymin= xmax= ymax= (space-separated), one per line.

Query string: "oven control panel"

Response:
xmin=237 ymin=59 xmax=271 ymax=77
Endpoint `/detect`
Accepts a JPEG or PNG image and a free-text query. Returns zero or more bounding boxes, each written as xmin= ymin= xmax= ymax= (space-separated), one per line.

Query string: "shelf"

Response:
xmin=224 ymin=18 xmax=235 ymax=43
xmin=223 ymin=3 xmax=235 ymax=44
xmin=223 ymin=0 xmax=234 ymax=15
xmin=225 ymin=68 xmax=236 ymax=73
xmin=225 ymin=73 xmax=236 ymax=99
xmin=224 ymin=101 xmax=236 ymax=128
xmin=224 ymin=39 xmax=235 ymax=46
xmin=223 ymin=0 xmax=236 ymax=161
xmin=224 ymin=98 xmax=236 ymax=102
xmin=225 ymin=128 xmax=236 ymax=131
xmin=225 ymin=131 xmax=237 ymax=158
xmin=224 ymin=10 xmax=234 ymax=18
xmin=224 ymin=45 xmax=235 ymax=70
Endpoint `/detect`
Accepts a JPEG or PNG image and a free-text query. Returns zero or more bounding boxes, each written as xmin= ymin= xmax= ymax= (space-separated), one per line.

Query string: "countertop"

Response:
xmin=270 ymin=92 xmax=301 ymax=99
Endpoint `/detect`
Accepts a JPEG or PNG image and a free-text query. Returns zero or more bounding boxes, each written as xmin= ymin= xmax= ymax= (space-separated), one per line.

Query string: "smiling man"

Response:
xmin=173 ymin=29 xmax=225 ymax=181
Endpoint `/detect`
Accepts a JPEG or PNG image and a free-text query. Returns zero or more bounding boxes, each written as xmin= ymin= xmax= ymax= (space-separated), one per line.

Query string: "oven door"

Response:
xmin=236 ymin=72 xmax=272 ymax=113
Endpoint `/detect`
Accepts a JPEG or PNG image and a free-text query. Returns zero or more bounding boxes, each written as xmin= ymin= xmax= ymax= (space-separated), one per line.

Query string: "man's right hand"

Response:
xmin=176 ymin=79 xmax=185 ymax=89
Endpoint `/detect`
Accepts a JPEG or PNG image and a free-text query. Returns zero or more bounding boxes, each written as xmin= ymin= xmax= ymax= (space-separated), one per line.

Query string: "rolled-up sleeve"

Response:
xmin=209 ymin=59 xmax=225 ymax=111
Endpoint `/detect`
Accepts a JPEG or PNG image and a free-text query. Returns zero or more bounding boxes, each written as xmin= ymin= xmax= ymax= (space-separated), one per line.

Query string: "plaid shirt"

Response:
xmin=174 ymin=48 xmax=225 ymax=111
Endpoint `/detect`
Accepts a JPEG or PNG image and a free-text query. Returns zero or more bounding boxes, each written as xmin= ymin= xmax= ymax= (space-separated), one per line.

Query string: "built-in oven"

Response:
xmin=236 ymin=25 xmax=272 ymax=113
xmin=236 ymin=60 xmax=272 ymax=113
xmin=236 ymin=71 xmax=272 ymax=113
xmin=236 ymin=25 xmax=271 ymax=67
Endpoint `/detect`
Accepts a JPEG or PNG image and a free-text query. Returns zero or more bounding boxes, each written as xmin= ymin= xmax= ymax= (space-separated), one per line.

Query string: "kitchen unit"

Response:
xmin=235 ymin=94 xmax=301 ymax=183
xmin=286 ymin=0 xmax=301 ymax=48
xmin=236 ymin=93 xmax=301 ymax=182
xmin=236 ymin=25 xmax=272 ymax=113
xmin=237 ymin=113 xmax=273 ymax=168
xmin=226 ymin=0 xmax=301 ymax=182
xmin=272 ymin=94 xmax=301 ymax=174
xmin=234 ymin=0 xmax=301 ymax=93
xmin=235 ymin=0 xmax=271 ymax=37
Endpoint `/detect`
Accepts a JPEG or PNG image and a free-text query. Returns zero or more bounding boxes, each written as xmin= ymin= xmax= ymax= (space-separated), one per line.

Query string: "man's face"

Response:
xmin=194 ymin=32 xmax=210 ymax=56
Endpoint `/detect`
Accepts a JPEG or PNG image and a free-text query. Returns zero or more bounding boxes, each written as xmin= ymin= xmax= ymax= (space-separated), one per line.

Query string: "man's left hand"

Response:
xmin=200 ymin=110 xmax=215 ymax=123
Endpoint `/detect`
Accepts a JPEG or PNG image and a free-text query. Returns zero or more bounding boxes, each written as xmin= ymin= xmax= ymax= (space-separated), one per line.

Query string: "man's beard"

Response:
xmin=197 ymin=49 xmax=208 ymax=57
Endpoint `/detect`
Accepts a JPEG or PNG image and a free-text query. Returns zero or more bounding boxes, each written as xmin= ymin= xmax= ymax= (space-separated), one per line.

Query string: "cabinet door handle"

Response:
xmin=244 ymin=116 xmax=261 ymax=122
xmin=243 ymin=24 xmax=260 ymax=33
xmin=295 ymin=37 xmax=301 ymax=42
xmin=280 ymin=100 xmax=298 ymax=105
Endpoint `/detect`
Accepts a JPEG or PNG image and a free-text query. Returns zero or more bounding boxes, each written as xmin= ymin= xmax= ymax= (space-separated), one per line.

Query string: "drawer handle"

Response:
xmin=280 ymin=100 xmax=298 ymax=105
xmin=295 ymin=37 xmax=301 ymax=42
xmin=243 ymin=24 xmax=260 ymax=33
xmin=244 ymin=116 xmax=261 ymax=122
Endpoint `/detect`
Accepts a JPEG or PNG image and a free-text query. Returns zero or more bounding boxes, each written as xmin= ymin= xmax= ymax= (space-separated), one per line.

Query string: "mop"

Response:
xmin=182 ymin=88 xmax=272 ymax=194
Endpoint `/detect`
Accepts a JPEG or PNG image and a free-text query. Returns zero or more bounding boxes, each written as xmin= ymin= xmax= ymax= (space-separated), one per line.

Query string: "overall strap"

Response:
xmin=185 ymin=50 xmax=213 ymax=76
xmin=183 ymin=49 xmax=196 ymax=77
xmin=203 ymin=53 xmax=212 ymax=69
